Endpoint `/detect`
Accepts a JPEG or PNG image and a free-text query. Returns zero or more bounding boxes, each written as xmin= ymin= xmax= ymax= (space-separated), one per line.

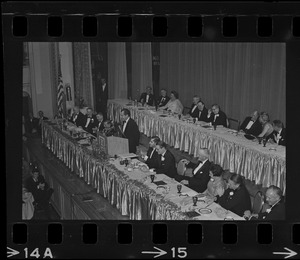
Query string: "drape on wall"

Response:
xmin=131 ymin=42 xmax=153 ymax=100
xmin=160 ymin=42 xmax=286 ymax=124
xmin=73 ymin=42 xmax=93 ymax=108
xmin=107 ymin=42 xmax=128 ymax=99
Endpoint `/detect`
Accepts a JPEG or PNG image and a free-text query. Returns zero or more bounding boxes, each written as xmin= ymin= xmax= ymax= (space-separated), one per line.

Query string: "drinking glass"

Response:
xmin=263 ymin=138 xmax=267 ymax=147
xmin=150 ymin=174 xmax=155 ymax=183
xmin=192 ymin=196 xmax=198 ymax=206
xmin=177 ymin=184 xmax=182 ymax=193
xmin=258 ymin=137 xmax=262 ymax=144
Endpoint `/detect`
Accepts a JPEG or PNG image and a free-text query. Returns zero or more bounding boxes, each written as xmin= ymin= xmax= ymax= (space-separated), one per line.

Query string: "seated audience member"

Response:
xmin=216 ymin=173 xmax=251 ymax=217
xmin=269 ymin=120 xmax=286 ymax=146
xmin=196 ymin=101 xmax=209 ymax=122
xmin=37 ymin=110 xmax=48 ymax=134
xmin=159 ymin=90 xmax=184 ymax=114
xmin=257 ymin=112 xmax=274 ymax=139
xmin=25 ymin=168 xmax=54 ymax=210
xmin=102 ymin=120 xmax=115 ymax=137
xmin=69 ymin=106 xmax=86 ymax=127
xmin=143 ymin=136 xmax=161 ymax=169
xmin=187 ymin=95 xmax=201 ymax=118
xmin=243 ymin=185 xmax=285 ymax=220
xmin=157 ymin=89 xmax=170 ymax=107
xmin=139 ymin=86 xmax=154 ymax=106
xmin=155 ymin=141 xmax=177 ymax=178
xmin=120 ymin=108 xmax=140 ymax=153
xmin=239 ymin=110 xmax=262 ymax=136
xmin=22 ymin=186 xmax=35 ymax=220
xmin=83 ymin=107 xmax=97 ymax=134
xmin=175 ymin=148 xmax=212 ymax=193
xmin=207 ymin=104 xmax=228 ymax=127
xmin=205 ymin=164 xmax=227 ymax=199
xmin=92 ymin=112 xmax=105 ymax=135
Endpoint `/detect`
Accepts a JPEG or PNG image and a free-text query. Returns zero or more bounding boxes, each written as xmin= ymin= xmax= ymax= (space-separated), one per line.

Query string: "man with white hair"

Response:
xmin=243 ymin=185 xmax=285 ymax=220
xmin=175 ymin=148 xmax=212 ymax=193
xmin=239 ymin=110 xmax=262 ymax=136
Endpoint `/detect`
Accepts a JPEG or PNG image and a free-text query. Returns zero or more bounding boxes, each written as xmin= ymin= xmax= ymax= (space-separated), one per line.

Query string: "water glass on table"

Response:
xmin=177 ymin=184 xmax=182 ymax=194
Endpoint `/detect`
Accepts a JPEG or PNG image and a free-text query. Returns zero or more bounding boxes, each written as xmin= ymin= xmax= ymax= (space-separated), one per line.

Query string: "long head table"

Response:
xmin=42 ymin=120 xmax=243 ymax=220
xmin=108 ymin=99 xmax=286 ymax=195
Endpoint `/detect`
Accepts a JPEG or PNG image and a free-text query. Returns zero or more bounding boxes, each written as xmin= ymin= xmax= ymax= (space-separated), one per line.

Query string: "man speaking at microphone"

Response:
xmin=120 ymin=108 xmax=140 ymax=154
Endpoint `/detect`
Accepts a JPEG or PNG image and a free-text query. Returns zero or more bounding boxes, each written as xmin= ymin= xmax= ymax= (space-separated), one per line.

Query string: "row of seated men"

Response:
xmin=140 ymin=136 xmax=285 ymax=220
xmin=140 ymin=87 xmax=285 ymax=146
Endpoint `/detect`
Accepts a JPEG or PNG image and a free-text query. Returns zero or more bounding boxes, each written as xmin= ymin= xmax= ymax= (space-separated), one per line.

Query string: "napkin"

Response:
xmin=153 ymin=180 xmax=167 ymax=186
xmin=185 ymin=211 xmax=201 ymax=218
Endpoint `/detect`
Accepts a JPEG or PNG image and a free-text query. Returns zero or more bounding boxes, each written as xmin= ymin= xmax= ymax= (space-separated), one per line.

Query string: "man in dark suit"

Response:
xmin=83 ymin=107 xmax=98 ymax=134
xmin=25 ymin=168 xmax=53 ymax=210
xmin=196 ymin=101 xmax=209 ymax=122
xmin=139 ymin=86 xmax=154 ymax=106
xmin=37 ymin=110 xmax=49 ymax=134
xmin=120 ymin=108 xmax=140 ymax=153
xmin=207 ymin=104 xmax=228 ymax=127
xmin=175 ymin=148 xmax=212 ymax=193
xmin=143 ymin=136 xmax=161 ymax=169
xmin=244 ymin=185 xmax=285 ymax=220
xmin=156 ymin=89 xmax=170 ymax=107
xmin=99 ymin=78 xmax=108 ymax=119
xmin=69 ymin=106 xmax=86 ymax=127
xmin=239 ymin=110 xmax=262 ymax=136
xmin=270 ymin=120 xmax=286 ymax=146
xmin=26 ymin=112 xmax=39 ymax=134
xmin=92 ymin=112 xmax=105 ymax=136
xmin=187 ymin=95 xmax=201 ymax=118
xmin=155 ymin=141 xmax=177 ymax=178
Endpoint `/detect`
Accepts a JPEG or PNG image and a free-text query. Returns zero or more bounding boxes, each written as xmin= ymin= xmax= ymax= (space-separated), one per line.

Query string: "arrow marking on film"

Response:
xmin=142 ymin=246 xmax=167 ymax=258
xmin=273 ymin=247 xmax=297 ymax=259
xmin=7 ymin=247 xmax=20 ymax=258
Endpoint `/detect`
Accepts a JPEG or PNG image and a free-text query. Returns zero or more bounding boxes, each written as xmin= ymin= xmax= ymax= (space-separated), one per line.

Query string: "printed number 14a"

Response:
xmin=171 ymin=247 xmax=187 ymax=258
xmin=24 ymin=248 xmax=53 ymax=258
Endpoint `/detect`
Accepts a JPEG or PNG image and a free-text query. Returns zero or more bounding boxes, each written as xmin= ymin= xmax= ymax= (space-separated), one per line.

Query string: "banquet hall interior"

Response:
xmin=22 ymin=42 xmax=286 ymax=221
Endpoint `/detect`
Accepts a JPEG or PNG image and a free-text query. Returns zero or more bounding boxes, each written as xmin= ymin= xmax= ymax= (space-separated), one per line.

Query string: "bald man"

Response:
xmin=243 ymin=185 xmax=285 ymax=220
xmin=240 ymin=110 xmax=262 ymax=136
xmin=175 ymin=148 xmax=212 ymax=193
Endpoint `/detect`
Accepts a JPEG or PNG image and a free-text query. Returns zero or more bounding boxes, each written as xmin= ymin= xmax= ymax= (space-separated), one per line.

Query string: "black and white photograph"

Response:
xmin=21 ymin=41 xmax=286 ymax=221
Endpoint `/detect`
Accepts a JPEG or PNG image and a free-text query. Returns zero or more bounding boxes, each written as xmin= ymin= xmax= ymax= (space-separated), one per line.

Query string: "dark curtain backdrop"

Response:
xmin=160 ymin=42 xmax=286 ymax=124
xmin=72 ymin=42 xmax=93 ymax=108
xmin=90 ymin=42 xmax=108 ymax=112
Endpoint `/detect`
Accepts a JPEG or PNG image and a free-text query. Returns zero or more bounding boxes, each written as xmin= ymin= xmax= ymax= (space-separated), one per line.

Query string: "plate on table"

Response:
xmin=197 ymin=208 xmax=212 ymax=214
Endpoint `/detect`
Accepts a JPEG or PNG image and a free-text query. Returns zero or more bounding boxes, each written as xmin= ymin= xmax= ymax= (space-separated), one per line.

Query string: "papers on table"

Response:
xmin=118 ymin=153 xmax=138 ymax=159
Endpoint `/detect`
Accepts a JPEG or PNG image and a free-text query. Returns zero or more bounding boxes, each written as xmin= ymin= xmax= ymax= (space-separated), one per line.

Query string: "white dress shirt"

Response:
xmin=146 ymin=94 xmax=149 ymax=103
xmin=245 ymin=120 xmax=254 ymax=130
xmin=102 ymin=83 xmax=106 ymax=92
xmin=122 ymin=118 xmax=130 ymax=132
xmin=193 ymin=159 xmax=208 ymax=175
xmin=276 ymin=128 xmax=282 ymax=143
xmin=191 ymin=105 xmax=197 ymax=114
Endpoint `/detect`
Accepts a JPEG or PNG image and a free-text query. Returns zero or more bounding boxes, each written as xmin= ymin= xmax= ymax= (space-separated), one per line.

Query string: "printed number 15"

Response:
xmin=171 ymin=247 xmax=187 ymax=258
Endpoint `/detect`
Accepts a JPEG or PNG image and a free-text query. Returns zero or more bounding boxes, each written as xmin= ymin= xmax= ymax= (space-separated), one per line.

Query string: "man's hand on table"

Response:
xmin=180 ymin=180 xmax=189 ymax=185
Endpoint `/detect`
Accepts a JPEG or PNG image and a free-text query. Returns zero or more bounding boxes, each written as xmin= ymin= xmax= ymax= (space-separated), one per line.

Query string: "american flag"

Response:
xmin=57 ymin=55 xmax=65 ymax=118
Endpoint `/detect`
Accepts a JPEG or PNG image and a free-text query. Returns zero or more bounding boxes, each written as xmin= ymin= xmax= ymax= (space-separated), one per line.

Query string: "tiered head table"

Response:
xmin=42 ymin=120 xmax=243 ymax=220
xmin=108 ymin=99 xmax=286 ymax=195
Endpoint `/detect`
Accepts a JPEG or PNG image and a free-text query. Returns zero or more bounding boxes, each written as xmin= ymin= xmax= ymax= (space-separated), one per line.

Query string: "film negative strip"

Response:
xmin=3 ymin=1 xmax=300 ymax=259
